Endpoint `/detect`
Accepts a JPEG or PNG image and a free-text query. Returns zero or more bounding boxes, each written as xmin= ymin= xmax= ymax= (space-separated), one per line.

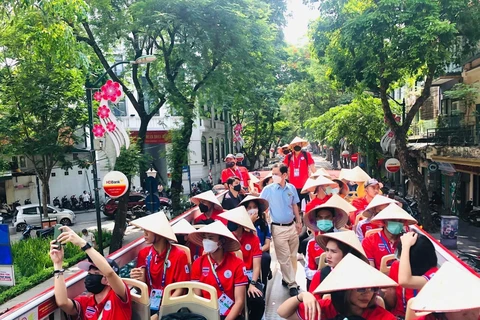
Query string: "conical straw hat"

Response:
xmin=313 ymin=253 xmax=397 ymax=294
xmin=248 ymin=173 xmax=260 ymax=184
xmin=301 ymin=175 xmax=335 ymax=194
xmin=311 ymin=168 xmax=332 ymax=179
xmin=130 ymin=212 xmax=177 ymax=242
xmin=239 ymin=195 xmax=269 ymax=212
xmin=365 ymin=195 xmax=399 ymax=212
xmin=411 ymin=261 xmax=480 ymax=313
xmin=260 ymin=171 xmax=272 ymax=182
xmin=281 ymin=144 xmax=290 ymax=149
xmin=289 ymin=136 xmax=308 ymax=147
xmin=304 ymin=194 xmax=355 ymax=231
xmin=172 ymin=218 xmax=196 ymax=235
xmin=187 ymin=221 xmax=240 ymax=252
xmin=371 ymin=203 xmax=417 ymax=225
xmin=315 ymin=231 xmax=367 ymax=260
xmin=339 ymin=166 xmax=371 ymax=182
xmin=218 ymin=206 xmax=255 ymax=231
xmin=190 ymin=190 xmax=223 ymax=211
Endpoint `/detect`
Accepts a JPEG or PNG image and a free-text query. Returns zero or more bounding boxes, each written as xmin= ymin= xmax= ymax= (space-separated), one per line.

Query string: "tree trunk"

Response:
xmin=394 ymin=132 xmax=432 ymax=230
xmin=170 ymin=106 xmax=195 ymax=217
xmin=137 ymin=117 xmax=150 ymax=189
xmin=41 ymin=179 xmax=49 ymax=219
xmin=109 ymin=191 xmax=129 ymax=254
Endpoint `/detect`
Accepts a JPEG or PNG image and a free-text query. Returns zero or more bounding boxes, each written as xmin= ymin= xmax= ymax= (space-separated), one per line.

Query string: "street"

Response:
xmin=8 ymin=209 xmax=142 ymax=242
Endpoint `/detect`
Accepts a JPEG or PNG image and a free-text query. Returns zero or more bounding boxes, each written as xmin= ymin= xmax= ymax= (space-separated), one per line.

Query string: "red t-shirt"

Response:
xmin=239 ymin=231 xmax=262 ymax=273
xmin=283 ymin=151 xmax=314 ymax=189
xmin=191 ymin=252 xmax=248 ymax=316
xmin=73 ymin=282 xmax=132 ymax=320
xmin=221 ymin=167 xmax=249 ymax=187
xmin=305 ymin=195 xmax=332 ymax=215
xmin=189 ymin=241 xmax=204 ymax=262
xmin=194 ymin=208 xmax=227 ymax=225
xmin=305 ymin=237 xmax=324 ymax=280
xmin=136 ymin=244 xmax=191 ymax=293
xmin=388 ymin=260 xmax=438 ymax=317
xmin=362 ymin=229 xmax=398 ymax=269
xmin=297 ymin=297 xmax=396 ymax=320
xmin=351 ymin=197 xmax=370 ymax=225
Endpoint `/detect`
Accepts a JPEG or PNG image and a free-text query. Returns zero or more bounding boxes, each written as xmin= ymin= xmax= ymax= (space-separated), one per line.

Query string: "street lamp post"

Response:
xmin=86 ymin=55 xmax=156 ymax=255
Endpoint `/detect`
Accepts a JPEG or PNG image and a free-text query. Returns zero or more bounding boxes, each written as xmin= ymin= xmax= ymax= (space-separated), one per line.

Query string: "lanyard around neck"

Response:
xmin=146 ymin=244 xmax=172 ymax=289
xmin=207 ymin=255 xmax=226 ymax=293
xmin=378 ymin=232 xmax=393 ymax=254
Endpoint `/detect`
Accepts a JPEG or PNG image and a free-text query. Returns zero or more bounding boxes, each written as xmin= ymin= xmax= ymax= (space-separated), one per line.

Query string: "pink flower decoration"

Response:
xmin=93 ymin=91 xmax=103 ymax=102
xmin=97 ymin=105 xmax=110 ymax=119
xmin=93 ymin=124 xmax=106 ymax=138
xmin=101 ymin=80 xmax=122 ymax=103
xmin=106 ymin=122 xmax=116 ymax=132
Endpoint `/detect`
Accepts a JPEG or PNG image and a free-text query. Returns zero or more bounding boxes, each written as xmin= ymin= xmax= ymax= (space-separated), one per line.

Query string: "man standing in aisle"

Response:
xmin=283 ymin=137 xmax=316 ymax=207
xmin=260 ymin=163 xmax=302 ymax=296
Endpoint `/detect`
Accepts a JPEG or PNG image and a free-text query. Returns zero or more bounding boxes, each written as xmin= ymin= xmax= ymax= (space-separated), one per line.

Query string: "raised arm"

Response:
xmin=398 ymin=232 xmax=428 ymax=290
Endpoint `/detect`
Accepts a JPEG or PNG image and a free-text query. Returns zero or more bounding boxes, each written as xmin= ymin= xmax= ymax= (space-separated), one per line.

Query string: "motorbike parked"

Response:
xmin=0 ymin=203 xmax=15 ymax=223
xmin=61 ymin=195 xmax=71 ymax=209
xmin=462 ymin=200 xmax=480 ymax=226
xmin=127 ymin=205 xmax=148 ymax=221
xmin=24 ymin=198 xmax=32 ymax=205
xmin=53 ymin=196 xmax=61 ymax=208
xmin=70 ymin=195 xmax=81 ymax=211
xmin=458 ymin=250 xmax=480 ymax=273
xmin=21 ymin=224 xmax=54 ymax=241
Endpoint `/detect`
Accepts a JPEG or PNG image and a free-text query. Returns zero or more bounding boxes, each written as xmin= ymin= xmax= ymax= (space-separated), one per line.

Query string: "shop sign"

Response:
xmin=385 ymin=158 xmax=401 ymax=173
xmin=102 ymin=171 xmax=128 ymax=199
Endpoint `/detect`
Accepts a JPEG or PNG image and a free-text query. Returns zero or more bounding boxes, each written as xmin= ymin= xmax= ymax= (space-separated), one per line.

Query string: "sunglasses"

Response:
xmin=355 ymin=287 xmax=380 ymax=293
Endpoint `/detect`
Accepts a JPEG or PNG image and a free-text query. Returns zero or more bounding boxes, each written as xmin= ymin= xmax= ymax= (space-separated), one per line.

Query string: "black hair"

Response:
xmin=272 ymin=163 xmax=288 ymax=175
xmin=326 ymin=239 xmax=369 ymax=264
xmin=331 ymin=290 xmax=376 ymax=316
xmin=226 ymin=176 xmax=240 ymax=186
xmin=261 ymin=177 xmax=272 ymax=188
xmin=244 ymin=199 xmax=268 ymax=234
xmin=316 ymin=207 xmax=336 ymax=218
xmin=82 ymin=229 xmax=88 ymax=233
xmin=397 ymin=233 xmax=437 ymax=276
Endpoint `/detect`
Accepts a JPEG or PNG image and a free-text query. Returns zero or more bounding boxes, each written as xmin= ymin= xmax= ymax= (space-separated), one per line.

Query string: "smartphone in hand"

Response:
xmin=53 ymin=225 xmax=63 ymax=250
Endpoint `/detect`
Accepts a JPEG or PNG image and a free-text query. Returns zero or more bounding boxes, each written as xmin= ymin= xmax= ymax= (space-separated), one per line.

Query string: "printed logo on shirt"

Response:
xmin=378 ymin=243 xmax=386 ymax=252
xmin=202 ymin=267 xmax=210 ymax=276
xmin=314 ymin=243 xmax=321 ymax=250
xmin=245 ymin=244 xmax=251 ymax=251
xmin=85 ymin=306 xmax=96 ymax=318
xmin=166 ymin=260 xmax=171 ymax=268
xmin=243 ymin=266 xmax=247 ymax=275
xmin=301 ymin=157 xmax=305 ymax=160
xmin=104 ymin=300 xmax=112 ymax=311
xmin=224 ymin=270 xmax=232 ymax=279
xmin=366 ymin=226 xmax=373 ymax=231
xmin=185 ymin=265 xmax=190 ymax=274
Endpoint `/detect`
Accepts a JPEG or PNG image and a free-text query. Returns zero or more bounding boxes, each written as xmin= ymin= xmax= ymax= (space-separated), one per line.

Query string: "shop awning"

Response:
xmin=431 ymin=155 xmax=480 ymax=168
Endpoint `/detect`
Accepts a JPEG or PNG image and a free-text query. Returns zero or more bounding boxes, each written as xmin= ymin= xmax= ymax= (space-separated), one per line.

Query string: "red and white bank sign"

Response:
xmin=102 ymin=171 xmax=128 ymax=199
xmin=385 ymin=158 xmax=401 ymax=173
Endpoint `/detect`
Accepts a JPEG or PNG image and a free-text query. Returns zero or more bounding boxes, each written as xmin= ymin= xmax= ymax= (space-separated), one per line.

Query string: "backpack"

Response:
xmin=320 ymin=265 xmax=332 ymax=281
xmin=287 ymin=151 xmax=309 ymax=168
xmin=160 ymin=307 xmax=207 ymax=320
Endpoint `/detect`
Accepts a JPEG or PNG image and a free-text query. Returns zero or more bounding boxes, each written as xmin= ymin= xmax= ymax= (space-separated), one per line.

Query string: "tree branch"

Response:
xmin=193 ymin=58 xmax=221 ymax=94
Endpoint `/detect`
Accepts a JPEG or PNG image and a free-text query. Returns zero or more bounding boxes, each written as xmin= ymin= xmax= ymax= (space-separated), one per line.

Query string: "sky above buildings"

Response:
xmin=283 ymin=0 xmax=319 ymax=46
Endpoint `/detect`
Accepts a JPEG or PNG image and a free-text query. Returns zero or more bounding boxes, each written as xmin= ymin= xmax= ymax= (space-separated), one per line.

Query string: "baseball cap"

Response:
xmin=235 ymin=153 xmax=244 ymax=159
xmin=78 ymin=257 xmax=120 ymax=275
xmin=364 ymin=178 xmax=380 ymax=188
xmin=224 ymin=154 xmax=235 ymax=161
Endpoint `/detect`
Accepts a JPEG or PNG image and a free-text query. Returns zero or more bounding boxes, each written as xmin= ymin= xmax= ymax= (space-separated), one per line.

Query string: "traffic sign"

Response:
xmin=428 ymin=162 xmax=438 ymax=173
xmin=102 ymin=171 xmax=128 ymax=199
xmin=385 ymin=158 xmax=401 ymax=173
xmin=351 ymin=153 xmax=359 ymax=162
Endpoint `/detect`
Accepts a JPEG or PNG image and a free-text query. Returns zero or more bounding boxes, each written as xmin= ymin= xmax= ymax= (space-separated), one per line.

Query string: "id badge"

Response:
xmin=245 ymin=269 xmax=253 ymax=281
xmin=149 ymin=288 xmax=163 ymax=311
xmin=218 ymin=293 xmax=234 ymax=316
xmin=294 ymin=168 xmax=300 ymax=177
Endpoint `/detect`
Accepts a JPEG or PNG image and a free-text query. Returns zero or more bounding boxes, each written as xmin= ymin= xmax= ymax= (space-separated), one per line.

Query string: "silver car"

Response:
xmin=13 ymin=204 xmax=76 ymax=232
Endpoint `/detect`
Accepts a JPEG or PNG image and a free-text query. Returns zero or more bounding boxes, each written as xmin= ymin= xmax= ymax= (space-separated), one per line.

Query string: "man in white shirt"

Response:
xmin=81 ymin=191 xmax=90 ymax=210
xmin=81 ymin=229 xmax=97 ymax=248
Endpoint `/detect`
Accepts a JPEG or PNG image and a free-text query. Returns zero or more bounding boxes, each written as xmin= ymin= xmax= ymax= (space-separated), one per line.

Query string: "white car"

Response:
xmin=13 ymin=204 xmax=76 ymax=232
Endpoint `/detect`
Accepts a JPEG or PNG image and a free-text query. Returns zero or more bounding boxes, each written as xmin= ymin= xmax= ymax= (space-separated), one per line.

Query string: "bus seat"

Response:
xmin=159 ymin=281 xmax=220 ymax=319
xmin=172 ymin=244 xmax=192 ymax=265
xmin=317 ymin=252 xmax=327 ymax=270
xmin=122 ymin=278 xmax=150 ymax=320
xmin=380 ymin=254 xmax=396 ymax=275
xmin=354 ymin=212 xmax=367 ymax=230
xmin=376 ymin=295 xmax=385 ymax=309
xmin=322 ymin=294 xmax=331 ymax=300
xmin=365 ymin=228 xmax=382 ymax=239
xmin=235 ymin=250 xmax=243 ymax=260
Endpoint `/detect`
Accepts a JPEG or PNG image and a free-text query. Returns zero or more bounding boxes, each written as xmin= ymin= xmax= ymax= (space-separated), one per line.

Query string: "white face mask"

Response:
xmin=272 ymin=175 xmax=282 ymax=184
xmin=248 ymin=208 xmax=258 ymax=216
xmin=202 ymin=239 xmax=219 ymax=253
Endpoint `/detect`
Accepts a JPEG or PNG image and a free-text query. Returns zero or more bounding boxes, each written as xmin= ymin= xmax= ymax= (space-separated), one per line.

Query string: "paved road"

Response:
xmin=9 ymin=209 xmax=111 ymax=242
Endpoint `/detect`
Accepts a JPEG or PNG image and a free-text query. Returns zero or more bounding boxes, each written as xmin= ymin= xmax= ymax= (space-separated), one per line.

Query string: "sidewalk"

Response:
xmin=0 ymin=227 xmax=142 ymax=313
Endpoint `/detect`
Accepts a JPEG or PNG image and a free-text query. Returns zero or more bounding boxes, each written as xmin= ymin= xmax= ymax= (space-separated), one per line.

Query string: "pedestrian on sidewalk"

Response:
xmin=49 ymin=226 xmax=132 ymax=320
xmin=260 ymin=163 xmax=302 ymax=296
xmin=81 ymin=229 xmax=97 ymax=249
xmin=81 ymin=191 xmax=90 ymax=210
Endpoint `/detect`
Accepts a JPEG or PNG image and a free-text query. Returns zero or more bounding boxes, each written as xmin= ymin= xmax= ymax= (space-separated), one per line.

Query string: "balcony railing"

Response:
xmin=426 ymin=127 xmax=479 ymax=146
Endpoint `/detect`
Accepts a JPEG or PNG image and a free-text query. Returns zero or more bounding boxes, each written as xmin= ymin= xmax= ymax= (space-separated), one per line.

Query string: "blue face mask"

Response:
xmin=386 ymin=221 xmax=404 ymax=235
xmin=317 ymin=219 xmax=334 ymax=232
